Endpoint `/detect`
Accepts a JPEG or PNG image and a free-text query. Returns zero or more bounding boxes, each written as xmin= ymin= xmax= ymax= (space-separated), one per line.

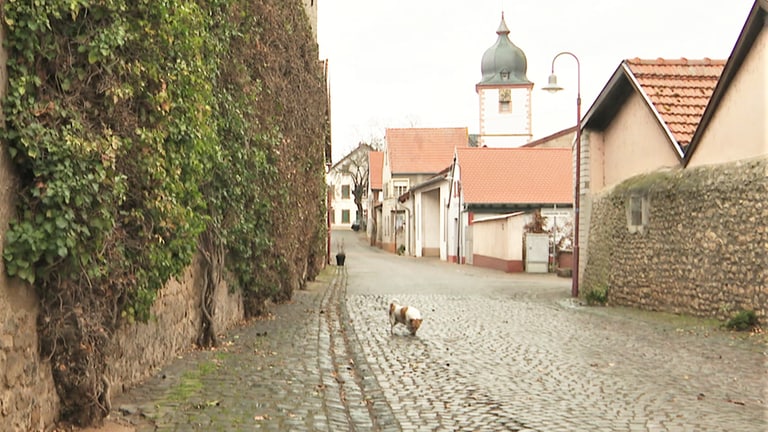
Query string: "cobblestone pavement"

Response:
xmin=101 ymin=264 xmax=372 ymax=432
xmin=98 ymin=229 xmax=767 ymax=431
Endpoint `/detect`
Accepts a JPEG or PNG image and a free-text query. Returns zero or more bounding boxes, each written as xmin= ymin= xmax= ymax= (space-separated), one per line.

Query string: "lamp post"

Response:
xmin=542 ymin=51 xmax=581 ymax=298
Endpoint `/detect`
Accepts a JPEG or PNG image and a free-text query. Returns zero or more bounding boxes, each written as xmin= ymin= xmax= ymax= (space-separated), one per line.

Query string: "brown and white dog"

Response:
xmin=388 ymin=299 xmax=423 ymax=336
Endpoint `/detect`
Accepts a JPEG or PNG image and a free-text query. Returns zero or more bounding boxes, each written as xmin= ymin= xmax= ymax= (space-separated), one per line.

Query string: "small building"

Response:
xmin=449 ymin=147 xmax=573 ymax=272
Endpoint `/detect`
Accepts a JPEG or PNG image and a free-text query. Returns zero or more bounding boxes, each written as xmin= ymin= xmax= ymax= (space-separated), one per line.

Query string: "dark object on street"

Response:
xmin=351 ymin=221 xmax=360 ymax=231
xmin=336 ymin=253 xmax=346 ymax=266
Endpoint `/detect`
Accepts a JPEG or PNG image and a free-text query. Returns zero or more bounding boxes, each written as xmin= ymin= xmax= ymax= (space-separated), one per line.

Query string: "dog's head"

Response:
xmin=408 ymin=318 xmax=423 ymax=334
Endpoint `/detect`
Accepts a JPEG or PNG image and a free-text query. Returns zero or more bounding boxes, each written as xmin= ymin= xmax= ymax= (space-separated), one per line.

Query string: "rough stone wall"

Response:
xmin=107 ymin=255 xmax=243 ymax=395
xmin=0 ymin=21 xmax=60 ymax=429
xmin=582 ymin=157 xmax=768 ymax=321
xmin=0 ymin=281 xmax=60 ymax=431
xmin=2 ymin=135 xmax=243 ymax=428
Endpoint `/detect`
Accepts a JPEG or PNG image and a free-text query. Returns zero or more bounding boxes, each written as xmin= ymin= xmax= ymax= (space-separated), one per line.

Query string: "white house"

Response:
xmin=327 ymin=143 xmax=372 ymax=230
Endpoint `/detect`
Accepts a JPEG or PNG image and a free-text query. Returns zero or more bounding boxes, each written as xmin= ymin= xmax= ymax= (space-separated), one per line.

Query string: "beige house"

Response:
xmin=685 ymin=0 xmax=768 ymax=168
xmin=451 ymin=147 xmax=573 ymax=272
xmin=379 ymin=127 xmax=469 ymax=254
xmin=578 ymin=57 xmax=726 ymax=286
xmin=580 ymin=0 xmax=767 ymax=321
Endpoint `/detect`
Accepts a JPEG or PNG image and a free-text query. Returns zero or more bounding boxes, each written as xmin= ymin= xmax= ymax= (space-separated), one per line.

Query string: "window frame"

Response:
xmin=627 ymin=193 xmax=649 ymax=233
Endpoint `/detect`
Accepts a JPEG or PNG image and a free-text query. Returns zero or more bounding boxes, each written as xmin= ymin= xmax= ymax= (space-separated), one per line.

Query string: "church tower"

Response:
xmin=476 ymin=13 xmax=533 ymax=147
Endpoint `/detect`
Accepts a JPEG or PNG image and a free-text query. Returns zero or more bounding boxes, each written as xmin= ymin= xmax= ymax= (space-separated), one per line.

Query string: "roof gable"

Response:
xmin=457 ymin=147 xmax=572 ymax=205
xmin=583 ymin=58 xmax=726 ymax=159
xmin=626 ymin=58 xmax=726 ymax=149
xmin=386 ymin=127 xmax=469 ymax=174
xmin=331 ymin=143 xmax=372 ymax=171
xmin=684 ymin=0 xmax=768 ymax=165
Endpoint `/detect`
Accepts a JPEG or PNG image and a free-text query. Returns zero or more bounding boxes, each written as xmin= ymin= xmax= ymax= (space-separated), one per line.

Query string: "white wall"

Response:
xmin=478 ymin=87 xmax=532 ymax=147
xmin=472 ymin=213 xmax=528 ymax=261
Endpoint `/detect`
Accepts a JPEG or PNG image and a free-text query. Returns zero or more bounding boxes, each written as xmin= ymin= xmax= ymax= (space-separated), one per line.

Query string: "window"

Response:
xmin=499 ymin=88 xmax=511 ymax=113
xmin=627 ymin=194 xmax=649 ymax=233
xmin=393 ymin=180 xmax=409 ymax=197
xmin=342 ymin=209 xmax=350 ymax=224
xmin=341 ymin=185 xmax=350 ymax=199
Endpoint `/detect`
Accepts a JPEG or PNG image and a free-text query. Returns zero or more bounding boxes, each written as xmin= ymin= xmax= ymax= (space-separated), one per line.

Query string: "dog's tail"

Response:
xmin=390 ymin=298 xmax=400 ymax=307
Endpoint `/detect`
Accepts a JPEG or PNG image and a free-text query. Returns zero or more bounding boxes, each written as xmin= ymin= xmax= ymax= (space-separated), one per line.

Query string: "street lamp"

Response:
xmin=542 ymin=51 xmax=581 ymax=298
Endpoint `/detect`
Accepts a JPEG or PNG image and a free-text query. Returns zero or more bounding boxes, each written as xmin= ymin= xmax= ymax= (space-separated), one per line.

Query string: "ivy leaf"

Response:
xmin=55 ymin=216 xmax=68 ymax=229
xmin=18 ymin=267 xmax=35 ymax=284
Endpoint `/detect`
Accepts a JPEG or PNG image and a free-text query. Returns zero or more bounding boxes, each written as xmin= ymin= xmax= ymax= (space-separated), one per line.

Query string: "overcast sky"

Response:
xmin=318 ymin=0 xmax=755 ymax=162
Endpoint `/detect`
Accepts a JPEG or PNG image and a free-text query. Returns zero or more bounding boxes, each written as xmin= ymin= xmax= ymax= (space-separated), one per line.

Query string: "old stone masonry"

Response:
xmin=104 ymin=230 xmax=766 ymax=432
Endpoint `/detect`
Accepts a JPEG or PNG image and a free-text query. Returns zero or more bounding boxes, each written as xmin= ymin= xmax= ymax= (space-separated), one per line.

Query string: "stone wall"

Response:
xmin=107 ymin=256 xmax=243 ymax=395
xmin=1 ymin=139 xmax=243 ymax=429
xmin=0 ymin=152 xmax=60 ymax=431
xmin=582 ymin=157 xmax=768 ymax=321
xmin=0 ymin=25 xmax=61 ymax=425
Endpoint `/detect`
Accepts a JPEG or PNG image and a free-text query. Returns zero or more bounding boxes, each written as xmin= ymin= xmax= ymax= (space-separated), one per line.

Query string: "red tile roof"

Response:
xmin=625 ymin=58 xmax=726 ymax=147
xmin=386 ymin=127 xmax=469 ymax=174
xmin=368 ymin=151 xmax=384 ymax=190
xmin=457 ymin=147 xmax=573 ymax=205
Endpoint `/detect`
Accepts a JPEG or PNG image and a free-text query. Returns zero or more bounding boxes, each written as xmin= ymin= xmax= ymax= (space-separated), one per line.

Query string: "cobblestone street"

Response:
xmin=99 ymin=229 xmax=767 ymax=431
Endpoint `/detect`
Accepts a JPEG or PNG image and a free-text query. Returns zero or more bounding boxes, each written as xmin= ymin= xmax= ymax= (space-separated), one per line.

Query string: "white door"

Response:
xmin=525 ymin=233 xmax=549 ymax=273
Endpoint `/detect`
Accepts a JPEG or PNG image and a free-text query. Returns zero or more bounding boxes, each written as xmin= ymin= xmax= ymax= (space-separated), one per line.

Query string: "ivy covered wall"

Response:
xmin=0 ymin=0 xmax=328 ymax=427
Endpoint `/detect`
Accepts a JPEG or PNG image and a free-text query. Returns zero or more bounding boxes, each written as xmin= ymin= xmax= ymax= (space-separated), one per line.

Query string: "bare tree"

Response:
xmin=337 ymin=139 xmax=382 ymax=229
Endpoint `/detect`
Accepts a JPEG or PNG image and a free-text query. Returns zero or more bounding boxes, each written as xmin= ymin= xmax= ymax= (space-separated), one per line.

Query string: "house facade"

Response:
xmin=327 ymin=143 xmax=372 ymax=229
xmin=685 ymin=0 xmax=768 ymax=168
xmin=448 ymin=147 xmax=573 ymax=272
xmin=379 ymin=127 xmax=469 ymax=254
xmin=578 ymin=57 xmax=725 ymax=290
xmin=580 ymin=0 xmax=767 ymax=321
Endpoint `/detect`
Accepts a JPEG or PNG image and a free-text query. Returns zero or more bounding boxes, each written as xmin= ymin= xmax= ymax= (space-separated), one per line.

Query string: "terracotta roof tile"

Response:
xmin=457 ymin=147 xmax=572 ymax=205
xmin=386 ymin=127 xmax=469 ymax=174
xmin=626 ymin=58 xmax=726 ymax=147
xmin=368 ymin=151 xmax=384 ymax=190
